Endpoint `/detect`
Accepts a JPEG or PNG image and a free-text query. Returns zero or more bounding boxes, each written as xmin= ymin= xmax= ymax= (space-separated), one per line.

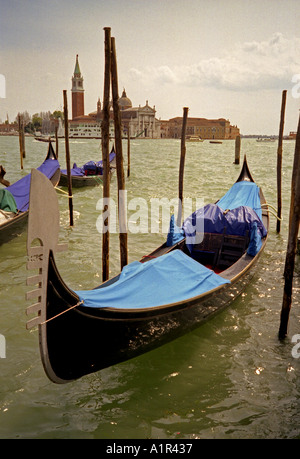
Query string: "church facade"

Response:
xmin=69 ymin=55 xmax=161 ymax=139
xmin=69 ymin=55 xmax=239 ymax=140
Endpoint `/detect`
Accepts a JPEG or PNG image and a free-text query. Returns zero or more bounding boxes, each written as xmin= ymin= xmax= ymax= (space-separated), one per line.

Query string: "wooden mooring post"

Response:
xmin=177 ymin=107 xmax=188 ymax=227
xmin=234 ymin=135 xmax=241 ymax=165
xmin=276 ymin=89 xmax=287 ymax=233
xmin=127 ymin=129 xmax=130 ymax=178
xmin=18 ymin=114 xmax=24 ymax=169
xmin=63 ymin=90 xmax=74 ymax=227
xmin=278 ymin=114 xmax=300 ymax=339
xmin=111 ymin=35 xmax=128 ymax=270
xmin=101 ymin=26 xmax=111 ymax=282
xmin=55 ymin=125 xmax=58 ymax=158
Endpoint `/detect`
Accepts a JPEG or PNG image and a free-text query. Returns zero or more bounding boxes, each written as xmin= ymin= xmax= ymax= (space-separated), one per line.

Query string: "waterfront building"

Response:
xmin=69 ymin=55 xmax=161 ymax=139
xmin=165 ymin=117 xmax=240 ymax=140
xmin=118 ymin=90 xmax=161 ymax=138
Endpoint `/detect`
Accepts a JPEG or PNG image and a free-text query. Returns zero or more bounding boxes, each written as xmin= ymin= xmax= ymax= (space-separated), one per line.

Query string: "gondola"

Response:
xmin=0 ymin=142 xmax=60 ymax=244
xmin=26 ymin=156 xmax=269 ymax=384
xmin=58 ymin=146 xmax=116 ymax=188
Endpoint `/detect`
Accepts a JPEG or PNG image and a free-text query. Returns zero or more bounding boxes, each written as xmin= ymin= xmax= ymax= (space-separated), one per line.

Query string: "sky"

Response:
xmin=0 ymin=0 xmax=299 ymax=135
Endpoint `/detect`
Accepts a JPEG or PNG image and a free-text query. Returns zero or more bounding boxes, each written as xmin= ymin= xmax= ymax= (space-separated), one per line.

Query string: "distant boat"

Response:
xmin=58 ymin=145 xmax=116 ymax=188
xmin=256 ymin=138 xmax=276 ymax=142
xmin=34 ymin=135 xmax=56 ymax=143
xmin=187 ymin=136 xmax=204 ymax=142
xmin=210 ymin=140 xmax=222 ymax=144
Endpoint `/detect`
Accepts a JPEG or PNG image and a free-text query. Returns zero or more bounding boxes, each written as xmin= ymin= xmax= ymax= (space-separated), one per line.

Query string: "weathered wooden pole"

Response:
xmin=63 ymin=90 xmax=74 ymax=227
xmin=276 ymin=89 xmax=287 ymax=233
xmin=111 ymin=35 xmax=128 ymax=270
xmin=55 ymin=125 xmax=58 ymax=158
xmin=18 ymin=114 xmax=24 ymax=169
xmin=127 ymin=128 xmax=130 ymax=177
xmin=22 ymin=118 xmax=26 ymax=158
xmin=177 ymin=107 xmax=188 ymax=226
xmin=278 ymin=114 xmax=300 ymax=339
xmin=101 ymin=27 xmax=111 ymax=282
xmin=234 ymin=135 xmax=241 ymax=165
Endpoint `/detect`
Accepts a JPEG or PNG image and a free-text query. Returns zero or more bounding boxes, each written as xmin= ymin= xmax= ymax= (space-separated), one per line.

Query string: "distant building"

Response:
xmin=118 ymin=90 xmax=161 ymax=138
xmin=164 ymin=117 xmax=240 ymax=140
xmin=71 ymin=54 xmax=84 ymax=120
xmin=0 ymin=122 xmax=17 ymax=135
xmin=69 ymin=55 xmax=161 ymax=139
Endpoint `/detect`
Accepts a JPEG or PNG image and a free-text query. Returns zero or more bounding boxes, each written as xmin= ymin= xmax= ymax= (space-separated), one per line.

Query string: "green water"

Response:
xmin=0 ymin=136 xmax=299 ymax=439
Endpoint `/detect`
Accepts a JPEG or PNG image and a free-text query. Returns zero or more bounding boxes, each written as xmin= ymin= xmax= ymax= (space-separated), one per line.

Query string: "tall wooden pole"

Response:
xmin=22 ymin=118 xmax=26 ymax=158
xmin=127 ymin=128 xmax=130 ymax=178
xmin=111 ymin=36 xmax=128 ymax=270
xmin=234 ymin=135 xmax=241 ymax=165
xmin=55 ymin=125 xmax=58 ymax=158
xmin=276 ymin=90 xmax=287 ymax=233
xmin=63 ymin=90 xmax=73 ymax=227
xmin=18 ymin=114 xmax=24 ymax=169
xmin=278 ymin=114 xmax=300 ymax=339
xmin=177 ymin=107 xmax=188 ymax=226
xmin=102 ymin=27 xmax=111 ymax=282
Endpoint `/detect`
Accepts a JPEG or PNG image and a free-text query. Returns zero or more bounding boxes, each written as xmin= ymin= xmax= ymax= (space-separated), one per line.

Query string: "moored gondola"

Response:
xmin=26 ymin=156 xmax=269 ymax=383
xmin=0 ymin=142 xmax=60 ymax=244
xmin=58 ymin=145 xmax=116 ymax=187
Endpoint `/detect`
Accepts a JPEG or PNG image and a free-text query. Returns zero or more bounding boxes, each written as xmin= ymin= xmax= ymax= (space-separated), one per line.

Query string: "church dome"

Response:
xmin=118 ymin=89 xmax=132 ymax=110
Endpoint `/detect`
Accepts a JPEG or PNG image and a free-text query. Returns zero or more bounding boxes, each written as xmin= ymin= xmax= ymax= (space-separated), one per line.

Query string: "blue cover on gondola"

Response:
xmin=76 ymin=249 xmax=230 ymax=309
xmin=216 ymin=181 xmax=263 ymax=220
xmin=62 ymin=150 xmax=116 ymax=176
xmin=6 ymin=157 xmax=59 ymax=212
xmin=183 ymin=204 xmax=266 ymax=253
xmin=83 ymin=161 xmax=97 ymax=175
xmin=166 ymin=215 xmax=185 ymax=246
xmin=182 ymin=179 xmax=266 ymax=253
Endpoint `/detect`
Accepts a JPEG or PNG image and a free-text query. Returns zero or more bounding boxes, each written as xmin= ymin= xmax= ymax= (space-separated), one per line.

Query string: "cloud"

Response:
xmin=128 ymin=33 xmax=300 ymax=92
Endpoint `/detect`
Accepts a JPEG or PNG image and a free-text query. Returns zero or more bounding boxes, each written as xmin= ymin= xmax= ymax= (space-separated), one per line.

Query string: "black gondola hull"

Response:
xmin=58 ymin=173 xmax=104 ymax=187
xmin=43 ymin=244 xmax=264 ymax=383
xmin=26 ymin=155 xmax=269 ymax=384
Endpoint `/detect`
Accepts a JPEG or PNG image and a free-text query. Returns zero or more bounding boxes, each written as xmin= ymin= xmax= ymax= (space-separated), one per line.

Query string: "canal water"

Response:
xmin=0 ymin=135 xmax=299 ymax=439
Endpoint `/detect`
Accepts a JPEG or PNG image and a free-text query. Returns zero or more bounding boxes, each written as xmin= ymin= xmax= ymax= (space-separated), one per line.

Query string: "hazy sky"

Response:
xmin=0 ymin=0 xmax=299 ymax=134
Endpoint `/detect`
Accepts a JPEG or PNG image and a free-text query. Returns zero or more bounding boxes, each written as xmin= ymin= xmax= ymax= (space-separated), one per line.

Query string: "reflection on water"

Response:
xmin=0 ymin=136 xmax=299 ymax=439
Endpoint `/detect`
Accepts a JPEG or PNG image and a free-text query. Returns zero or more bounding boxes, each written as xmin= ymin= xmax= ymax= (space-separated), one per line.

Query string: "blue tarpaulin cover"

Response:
xmin=62 ymin=150 xmax=116 ymax=176
xmin=77 ymin=250 xmax=230 ymax=309
xmin=166 ymin=214 xmax=185 ymax=246
xmin=183 ymin=204 xmax=267 ymax=252
xmin=182 ymin=180 xmax=267 ymax=254
xmin=216 ymin=181 xmax=263 ymax=220
xmin=6 ymin=158 xmax=59 ymax=212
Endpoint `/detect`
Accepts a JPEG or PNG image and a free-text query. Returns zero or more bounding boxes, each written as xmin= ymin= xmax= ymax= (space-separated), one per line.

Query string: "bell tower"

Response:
xmin=71 ymin=54 xmax=84 ymax=119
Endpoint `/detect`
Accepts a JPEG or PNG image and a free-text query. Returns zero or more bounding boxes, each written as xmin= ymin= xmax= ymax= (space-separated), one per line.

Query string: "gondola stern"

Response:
xmin=25 ymin=170 xmax=68 ymax=381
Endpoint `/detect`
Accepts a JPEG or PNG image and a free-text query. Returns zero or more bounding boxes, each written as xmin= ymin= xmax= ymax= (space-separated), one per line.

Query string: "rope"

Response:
xmin=261 ymin=202 xmax=278 ymax=212
xmin=55 ymin=186 xmax=72 ymax=197
xmin=40 ymin=300 xmax=84 ymax=324
xmin=91 ymin=176 xmax=103 ymax=185
xmin=261 ymin=203 xmax=283 ymax=221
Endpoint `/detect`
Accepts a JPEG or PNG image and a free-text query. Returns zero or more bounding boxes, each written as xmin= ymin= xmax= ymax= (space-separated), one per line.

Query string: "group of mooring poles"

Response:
xmin=177 ymin=94 xmax=300 ymax=341
xmin=278 ymin=110 xmax=300 ymax=339
xmin=272 ymin=89 xmax=300 ymax=339
xmin=62 ymin=37 xmax=299 ymax=339
xmin=101 ymin=27 xmax=128 ymax=282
